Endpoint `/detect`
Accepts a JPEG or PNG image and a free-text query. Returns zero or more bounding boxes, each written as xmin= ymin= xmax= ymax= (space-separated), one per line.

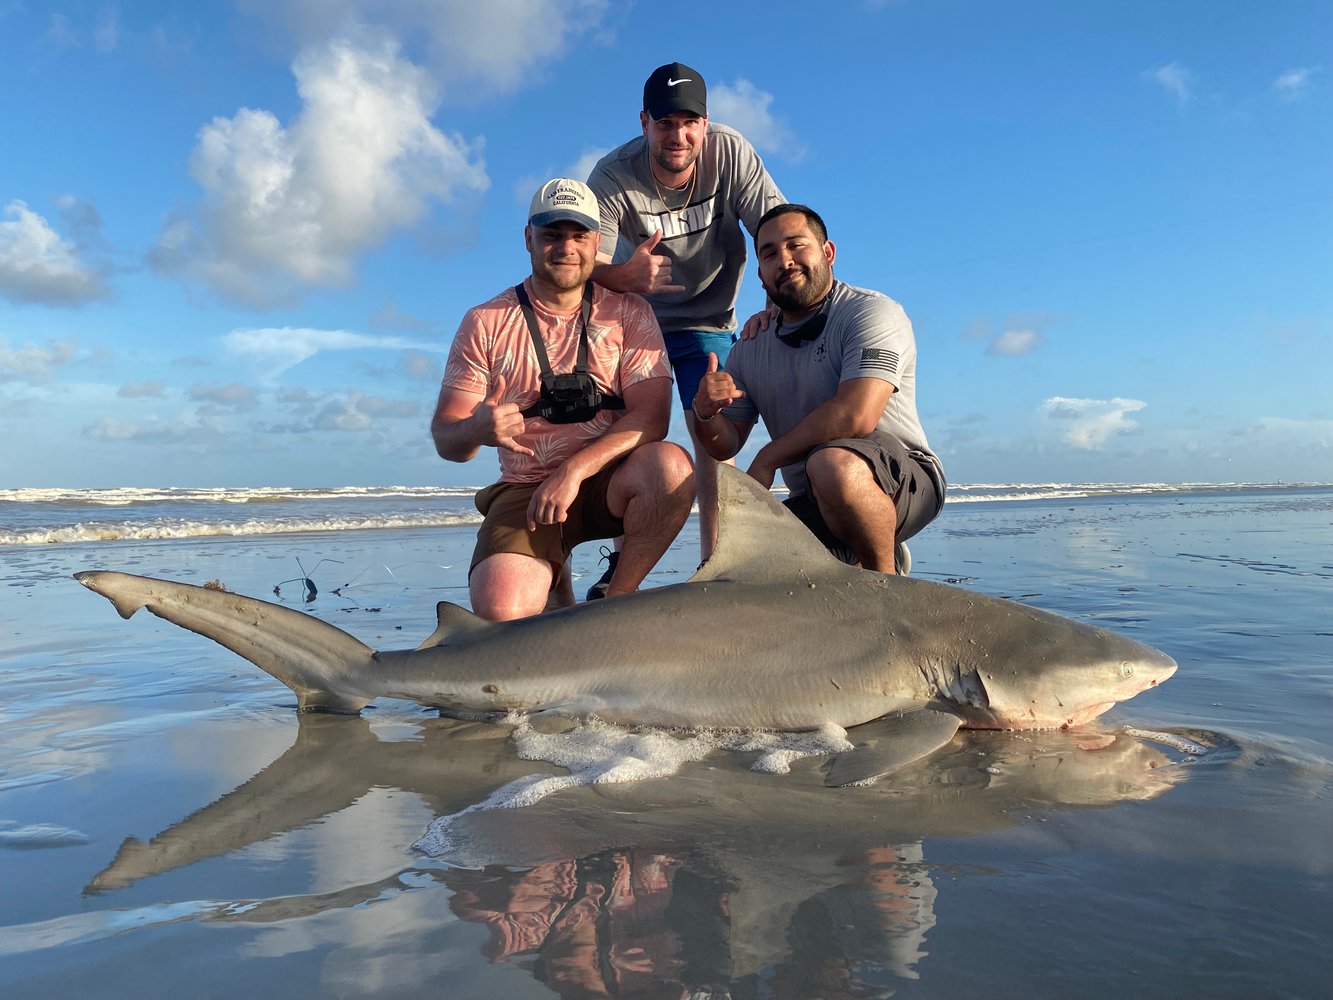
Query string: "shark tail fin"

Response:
xmin=75 ymin=571 xmax=377 ymax=714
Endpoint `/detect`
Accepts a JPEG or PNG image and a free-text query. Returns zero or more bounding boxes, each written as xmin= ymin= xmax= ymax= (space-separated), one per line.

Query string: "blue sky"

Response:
xmin=1 ymin=0 xmax=1329 ymax=488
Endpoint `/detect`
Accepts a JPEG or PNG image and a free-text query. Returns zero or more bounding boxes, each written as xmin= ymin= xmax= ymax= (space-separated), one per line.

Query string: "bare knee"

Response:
xmin=617 ymin=442 xmax=694 ymax=500
xmin=469 ymin=553 xmax=555 ymax=621
xmin=806 ymin=446 xmax=874 ymax=494
xmin=645 ymin=441 xmax=694 ymax=486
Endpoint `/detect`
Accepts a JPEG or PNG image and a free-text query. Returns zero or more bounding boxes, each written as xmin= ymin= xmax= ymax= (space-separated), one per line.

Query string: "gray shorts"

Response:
xmin=783 ymin=430 xmax=945 ymax=563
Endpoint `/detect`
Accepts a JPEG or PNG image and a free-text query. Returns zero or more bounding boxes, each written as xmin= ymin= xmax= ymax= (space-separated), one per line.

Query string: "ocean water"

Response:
xmin=1 ymin=483 xmax=1331 ymax=998
xmin=0 ymin=485 xmax=484 ymax=546
xmin=3 ymin=480 xmax=1321 ymax=546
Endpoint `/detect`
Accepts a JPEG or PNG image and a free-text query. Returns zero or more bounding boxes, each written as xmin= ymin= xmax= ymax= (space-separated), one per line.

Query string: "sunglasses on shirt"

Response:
xmin=775 ymin=295 xmax=831 ymax=348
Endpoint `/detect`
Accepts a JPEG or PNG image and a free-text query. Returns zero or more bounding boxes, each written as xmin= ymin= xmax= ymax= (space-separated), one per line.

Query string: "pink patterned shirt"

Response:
xmin=442 ymin=279 xmax=671 ymax=483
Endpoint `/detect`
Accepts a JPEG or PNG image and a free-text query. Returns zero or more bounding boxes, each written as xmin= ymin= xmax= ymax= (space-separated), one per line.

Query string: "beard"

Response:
xmin=763 ymin=260 xmax=833 ymax=313
xmin=531 ymin=256 xmax=594 ymax=292
xmin=650 ymin=143 xmax=700 ymax=177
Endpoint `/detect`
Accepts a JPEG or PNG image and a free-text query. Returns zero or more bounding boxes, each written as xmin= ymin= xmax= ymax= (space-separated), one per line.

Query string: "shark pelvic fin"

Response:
xmin=691 ymin=464 xmax=852 ymax=585
xmin=416 ymin=602 xmax=492 ymax=650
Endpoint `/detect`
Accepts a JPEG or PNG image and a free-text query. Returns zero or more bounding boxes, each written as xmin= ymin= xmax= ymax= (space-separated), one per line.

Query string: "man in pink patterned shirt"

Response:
xmin=431 ymin=179 xmax=694 ymax=621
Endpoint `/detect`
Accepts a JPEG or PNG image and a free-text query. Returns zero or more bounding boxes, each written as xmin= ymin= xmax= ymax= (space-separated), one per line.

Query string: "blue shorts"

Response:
xmin=664 ymin=329 xmax=737 ymax=412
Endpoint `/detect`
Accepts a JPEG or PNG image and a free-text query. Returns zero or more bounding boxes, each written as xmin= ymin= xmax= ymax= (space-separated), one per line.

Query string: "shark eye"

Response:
xmin=1119 ymin=662 xmax=1136 ymax=678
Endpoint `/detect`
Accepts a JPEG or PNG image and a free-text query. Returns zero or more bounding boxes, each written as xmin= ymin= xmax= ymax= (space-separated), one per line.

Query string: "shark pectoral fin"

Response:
xmin=825 ymin=709 xmax=963 ymax=787
xmin=415 ymin=602 xmax=491 ymax=650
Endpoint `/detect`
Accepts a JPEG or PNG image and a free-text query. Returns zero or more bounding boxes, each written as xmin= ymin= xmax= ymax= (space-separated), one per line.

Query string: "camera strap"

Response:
xmin=513 ymin=282 xmax=625 ymax=418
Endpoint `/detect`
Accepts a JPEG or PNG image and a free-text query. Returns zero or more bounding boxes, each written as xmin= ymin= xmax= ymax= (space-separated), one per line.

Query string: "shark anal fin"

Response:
xmin=825 ymin=709 xmax=963 ymax=787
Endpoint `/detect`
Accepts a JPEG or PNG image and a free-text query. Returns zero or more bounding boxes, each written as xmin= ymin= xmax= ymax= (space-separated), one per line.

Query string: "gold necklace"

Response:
xmin=649 ymin=153 xmax=696 ymax=223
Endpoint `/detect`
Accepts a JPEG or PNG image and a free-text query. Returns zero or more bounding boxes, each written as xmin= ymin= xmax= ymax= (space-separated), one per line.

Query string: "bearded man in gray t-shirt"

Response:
xmin=692 ymin=204 xmax=946 ymax=575
xmin=586 ymin=62 xmax=785 ymax=581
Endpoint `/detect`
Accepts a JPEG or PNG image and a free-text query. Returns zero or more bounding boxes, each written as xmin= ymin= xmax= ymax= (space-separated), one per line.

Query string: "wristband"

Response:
xmin=691 ymin=402 xmax=716 ymax=423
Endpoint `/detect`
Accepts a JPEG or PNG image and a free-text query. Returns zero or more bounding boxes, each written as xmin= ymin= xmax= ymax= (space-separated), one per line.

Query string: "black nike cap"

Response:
xmin=643 ymin=62 xmax=707 ymax=119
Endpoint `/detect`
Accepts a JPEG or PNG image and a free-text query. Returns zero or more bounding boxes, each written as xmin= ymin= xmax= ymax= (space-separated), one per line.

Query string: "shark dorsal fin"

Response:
xmin=690 ymin=464 xmax=856 ymax=585
xmin=416 ymin=601 xmax=491 ymax=649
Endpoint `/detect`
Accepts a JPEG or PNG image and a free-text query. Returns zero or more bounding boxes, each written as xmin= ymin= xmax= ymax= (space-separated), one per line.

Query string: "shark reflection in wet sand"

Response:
xmin=77 ymin=714 xmax=1194 ymax=993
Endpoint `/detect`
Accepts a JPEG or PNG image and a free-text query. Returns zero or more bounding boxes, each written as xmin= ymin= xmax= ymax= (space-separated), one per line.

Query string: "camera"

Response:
xmin=534 ymin=372 xmax=605 ymax=424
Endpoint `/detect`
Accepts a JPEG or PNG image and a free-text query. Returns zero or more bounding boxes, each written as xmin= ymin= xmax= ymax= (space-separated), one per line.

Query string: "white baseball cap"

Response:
xmin=528 ymin=178 xmax=600 ymax=231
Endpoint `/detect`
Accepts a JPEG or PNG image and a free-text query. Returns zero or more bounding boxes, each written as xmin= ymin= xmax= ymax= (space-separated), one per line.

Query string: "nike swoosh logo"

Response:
xmin=667 ymin=77 xmax=692 ymax=87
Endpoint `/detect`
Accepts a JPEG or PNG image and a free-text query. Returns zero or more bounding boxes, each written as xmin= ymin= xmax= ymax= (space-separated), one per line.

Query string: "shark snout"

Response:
xmin=1128 ymin=648 xmax=1178 ymax=690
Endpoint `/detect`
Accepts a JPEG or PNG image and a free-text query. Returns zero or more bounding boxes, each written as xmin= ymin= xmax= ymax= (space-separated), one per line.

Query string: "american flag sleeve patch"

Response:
xmin=860 ymin=348 xmax=899 ymax=376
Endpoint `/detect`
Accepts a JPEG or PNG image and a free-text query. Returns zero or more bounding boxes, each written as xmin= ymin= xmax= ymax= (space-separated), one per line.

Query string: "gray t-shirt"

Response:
xmin=723 ymin=280 xmax=943 ymax=496
xmin=587 ymin=122 xmax=784 ymax=335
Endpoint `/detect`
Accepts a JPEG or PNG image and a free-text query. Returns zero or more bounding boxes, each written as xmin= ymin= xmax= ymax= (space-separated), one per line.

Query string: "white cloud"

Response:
xmin=962 ymin=319 xmax=993 ymax=343
xmin=118 ymin=380 xmax=166 ymax=398
xmin=987 ymin=328 xmax=1046 ymax=357
xmin=54 ymin=195 xmax=108 ymax=250
xmin=189 ymin=382 xmax=260 ymax=410
xmin=569 ymin=147 xmax=612 ymax=183
xmin=1273 ymin=67 xmax=1315 ymax=101
xmin=150 ymin=33 xmax=488 ymax=306
xmin=709 ymin=79 xmax=806 ymax=159
xmin=314 ymin=391 xmax=419 ymax=432
xmin=401 ymin=349 xmax=436 ymax=379
xmin=513 ymin=148 xmax=613 ymax=212
xmin=0 ymin=201 xmax=109 ymax=306
xmin=369 ymin=299 xmax=432 ymax=332
xmin=93 ymin=6 xmax=120 ymax=52
xmin=0 ymin=335 xmax=79 ymax=382
xmin=40 ymin=7 xmax=122 ymax=51
xmin=1041 ymin=396 xmax=1147 ymax=449
xmin=268 ymin=387 xmax=421 ymax=432
xmin=1142 ymin=63 xmax=1192 ymax=107
xmin=1248 ymin=416 xmax=1333 ymax=447
xmin=968 ymin=311 xmax=1059 ymax=356
xmin=277 ymin=386 xmax=315 ymax=409
xmin=241 ymin=0 xmax=611 ymax=97
xmin=224 ymin=326 xmax=435 ymax=378
xmin=85 ymin=415 xmax=227 ymax=445
xmin=44 ymin=13 xmax=77 ymax=48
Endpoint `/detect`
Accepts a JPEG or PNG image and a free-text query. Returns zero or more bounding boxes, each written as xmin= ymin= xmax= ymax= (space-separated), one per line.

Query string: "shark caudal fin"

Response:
xmin=74 ymin=571 xmax=377 ymax=713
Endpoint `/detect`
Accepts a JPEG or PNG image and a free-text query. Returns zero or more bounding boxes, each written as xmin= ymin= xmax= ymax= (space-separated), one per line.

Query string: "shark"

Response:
xmin=74 ymin=464 xmax=1177 ymax=784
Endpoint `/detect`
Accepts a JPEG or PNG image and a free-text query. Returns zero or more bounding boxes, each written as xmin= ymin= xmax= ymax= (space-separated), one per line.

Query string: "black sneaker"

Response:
xmin=585 ymin=547 xmax=619 ymax=601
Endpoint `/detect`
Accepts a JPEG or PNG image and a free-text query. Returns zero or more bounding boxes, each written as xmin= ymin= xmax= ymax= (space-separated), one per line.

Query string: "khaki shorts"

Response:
xmin=469 ymin=462 xmax=626 ymax=579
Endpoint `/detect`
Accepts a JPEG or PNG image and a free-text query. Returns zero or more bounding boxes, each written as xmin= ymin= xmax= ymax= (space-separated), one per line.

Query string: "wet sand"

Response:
xmin=2 ymin=488 xmax=1331 ymax=998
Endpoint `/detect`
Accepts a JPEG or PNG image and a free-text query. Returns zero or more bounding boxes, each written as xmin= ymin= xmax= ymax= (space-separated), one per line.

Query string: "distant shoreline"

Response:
xmin=6 ymin=479 xmax=1331 ymax=505
xmin=5 ymin=481 xmax=1332 ymax=549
